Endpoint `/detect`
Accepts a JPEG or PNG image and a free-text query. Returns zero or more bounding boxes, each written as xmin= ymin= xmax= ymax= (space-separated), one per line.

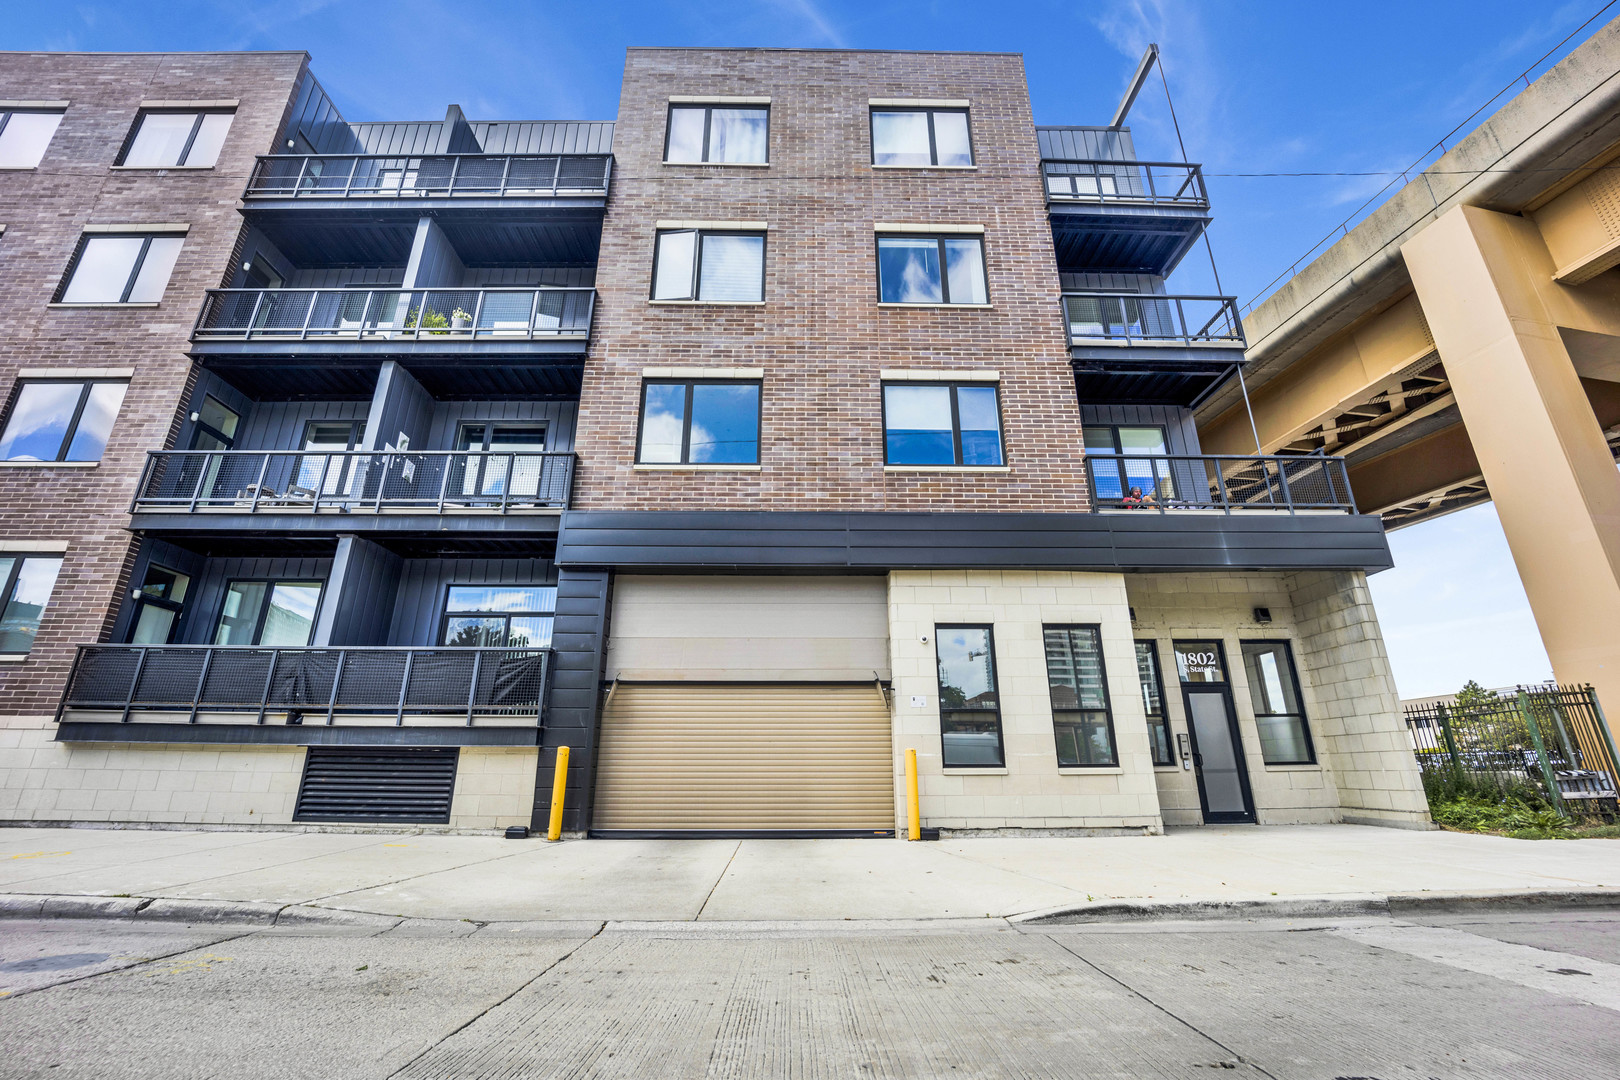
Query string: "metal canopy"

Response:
xmin=243 ymin=206 xmax=604 ymax=268
xmin=1049 ymin=211 xmax=1209 ymax=277
xmin=198 ymin=354 xmax=583 ymax=401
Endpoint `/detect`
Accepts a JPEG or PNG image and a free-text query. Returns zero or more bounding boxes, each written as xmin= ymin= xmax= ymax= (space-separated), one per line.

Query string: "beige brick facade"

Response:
xmin=573 ymin=49 xmax=1088 ymax=513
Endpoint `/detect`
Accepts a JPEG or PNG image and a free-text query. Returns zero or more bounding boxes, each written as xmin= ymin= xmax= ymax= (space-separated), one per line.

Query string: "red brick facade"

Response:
xmin=572 ymin=49 xmax=1089 ymax=512
xmin=0 ymin=51 xmax=306 ymax=714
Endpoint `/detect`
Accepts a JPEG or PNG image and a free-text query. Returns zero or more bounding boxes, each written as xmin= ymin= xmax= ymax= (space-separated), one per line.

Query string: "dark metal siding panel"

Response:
xmin=294 ymin=746 xmax=458 ymax=823
xmin=182 ymin=557 xmax=333 ymax=645
xmin=349 ymin=122 xmax=443 ymax=155
xmin=285 ymin=71 xmax=358 ymax=154
xmin=326 ymin=537 xmax=402 ymax=646
xmin=235 ymin=400 xmax=369 ymax=452
xmin=57 ymin=722 xmax=537 ymax=747
xmin=368 ymin=363 xmax=436 ymax=453
xmin=1036 ymin=126 xmax=1137 ymax=161
xmin=533 ymin=568 xmax=610 ymax=833
xmin=109 ymin=539 xmax=207 ymax=644
xmin=176 ymin=370 xmax=253 ymax=452
xmin=388 ymin=558 xmax=559 ymax=647
xmin=469 ymin=122 xmax=615 ymax=154
xmin=555 ymin=511 xmax=1393 ymax=574
xmin=283 ymin=266 xmax=407 ymax=288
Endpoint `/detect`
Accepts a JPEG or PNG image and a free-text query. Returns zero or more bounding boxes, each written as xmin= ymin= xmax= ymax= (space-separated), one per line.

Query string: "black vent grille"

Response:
xmin=294 ymin=747 xmax=459 ymax=824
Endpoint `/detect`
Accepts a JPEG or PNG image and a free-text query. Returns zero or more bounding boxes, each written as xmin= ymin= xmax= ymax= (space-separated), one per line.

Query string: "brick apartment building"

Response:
xmin=0 ymin=47 xmax=1429 ymax=835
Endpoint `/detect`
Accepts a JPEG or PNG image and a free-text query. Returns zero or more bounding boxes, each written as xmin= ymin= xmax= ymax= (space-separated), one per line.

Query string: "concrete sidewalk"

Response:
xmin=1 ymin=824 xmax=1617 ymax=924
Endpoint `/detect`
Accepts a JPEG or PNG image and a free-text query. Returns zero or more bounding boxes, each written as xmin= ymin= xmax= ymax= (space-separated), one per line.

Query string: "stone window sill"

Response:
xmin=632 ymin=464 xmax=761 ymax=472
xmin=943 ymin=767 xmax=1008 ymax=775
xmin=876 ymin=303 xmax=993 ymax=310
xmin=0 ymin=654 xmax=27 ymax=663
xmin=1155 ymin=765 xmax=1187 ymax=773
xmin=110 ymin=165 xmax=216 ymax=171
xmin=648 ymin=300 xmax=766 ymax=307
xmin=871 ymin=164 xmax=978 ymax=171
xmin=47 ymin=303 xmax=161 ymax=309
xmin=1263 ymin=762 xmax=1321 ymax=771
xmin=662 ymin=161 xmax=770 ymax=168
xmin=0 ymin=459 xmax=99 ymax=468
xmin=884 ymin=465 xmax=1011 ymax=474
xmin=1058 ymin=766 xmax=1126 ymax=775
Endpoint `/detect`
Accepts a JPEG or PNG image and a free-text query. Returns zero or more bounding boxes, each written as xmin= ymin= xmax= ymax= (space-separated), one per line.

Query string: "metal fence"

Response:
xmin=57 ymin=645 xmax=551 ymax=727
xmin=132 ymin=450 xmax=576 ymax=514
xmin=1062 ymin=293 xmax=1244 ymax=348
xmin=1085 ymin=454 xmax=1355 ymax=513
xmin=1404 ymin=685 xmax=1620 ymax=817
xmin=1042 ymin=159 xmax=1208 ymax=208
xmin=245 ymin=153 xmax=612 ymax=199
xmin=193 ymin=288 xmax=595 ymax=342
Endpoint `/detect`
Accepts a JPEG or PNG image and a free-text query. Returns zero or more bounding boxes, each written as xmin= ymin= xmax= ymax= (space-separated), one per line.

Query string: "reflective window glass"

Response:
xmin=883 ymin=383 xmax=1002 ymax=467
xmin=0 ymin=556 xmax=64 ymax=654
xmin=652 ymin=230 xmax=697 ymax=300
xmin=931 ymin=110 xmax=973 ymax=166
xmin=214 ymin=580 xmax=320 ymax=647
xmin=1135 ymin=640 xmax=1174 ymax=766
xmin=60 ymin=235 xmax=183 ymax=304
xmin=638 ymin=383 xmax=688 ymax=464
xmin=871 ymin=111 xmax=932 ymax=166
xmin=1045 ymin=626 xmax=1117 ymax=767
xmin=442 ymin=584 xmax=555 ymax=648
xmin=935 ymin=625 xmax=1003 ymax=767
xmin=0 ymin=381 xmax=128 ymax=463
xmin=1174 ymin=640 xmax=1227 ymax=684
xmin=122 ymin=111 xmax=234 ymax=167
xmin=698 ymin=234 xmax=765 ymax=302
xmin=664 ymin=107 xmax=707 ymax=163
xmin=877 ymin=236 xmax=985 ymax=305
xmin=0 ymin=111 xmax=64 ymax=168
xmin=1242 ymin=641 xmax=1314 ymax=764
xmin=638 ymin=382 xmax=760 ymax=465
xmin=665 ymin=106 xmax=768 ymax=164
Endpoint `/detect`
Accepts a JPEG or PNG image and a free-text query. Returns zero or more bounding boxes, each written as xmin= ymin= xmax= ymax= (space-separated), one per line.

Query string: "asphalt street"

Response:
xmin=2 ymin=909 xmax=1619 ymax=1078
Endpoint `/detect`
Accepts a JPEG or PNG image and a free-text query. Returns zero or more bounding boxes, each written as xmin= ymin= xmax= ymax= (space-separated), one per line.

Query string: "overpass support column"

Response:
xmin=1403 ymin=204 xmax=1620 ymax=727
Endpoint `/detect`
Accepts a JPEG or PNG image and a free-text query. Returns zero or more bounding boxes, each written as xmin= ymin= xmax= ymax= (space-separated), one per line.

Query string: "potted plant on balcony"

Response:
xmin=451 ymin=307 xmax=474 ymax=331
xmin=407 ymin=307 xmax=450 ymax=335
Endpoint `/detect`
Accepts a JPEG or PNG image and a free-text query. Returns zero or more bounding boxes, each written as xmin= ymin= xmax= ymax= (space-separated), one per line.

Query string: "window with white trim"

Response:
xmin=876 ymin=235 xmax=986 ymax=304
xmin=871 ymin=108 xmax=972 ymax=167
xmin=58 ymin=234 xmax=184 ymax=304
xmin=0 ymin=554 xmax=65 ymax=655
xmin=882 ymin=382 xmax=1003 ymax=466
xmin=119 ymin=109 xmax=234 ymax=168
xmin=664 ymin=105 xmax=768 ymax=164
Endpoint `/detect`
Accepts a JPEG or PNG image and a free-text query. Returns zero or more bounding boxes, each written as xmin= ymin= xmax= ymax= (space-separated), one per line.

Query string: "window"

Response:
xmin=652 ymin=229 xmax=765 ymax=302
xmin=876 ymin=235 xmax=986 ymax=305
xmin=119 ymin=110 xmax=234 ymax=168
xmin=58 ymin=234 xmax=184 ymax=304
xmin=189 ymin=396 xmax=239 ymax=452
xmin=0 ymin=555 xmax=64 ymax=654
xmin=291 ymin=420 xmax=366 ymax=496
xmin=214 ymin=580 xmax=322 ymax=647
xmin=1135 ymin=640 xmax=1173 ymax=766
xmin=935 ymin=626 xmax=1003 ymax=767
xmin=128 ymin=564 xmax=190 ymax=645
xmin=1043 ymin=626 xmax=1117 ymax=767
xmin=664 ymin=105 xmax=768 ymax=164
xmin=883 ymin=383 xmax=1002 ymax=466
xmin=1174 ymin=640 xmax=1228 ymax=684
xmin=871 ymin=108 xmax=972 ymax=167
xmin=441 ymin=585 xmax=557 ymax=648
xmin=637 ymin=381 xmax=761 ymax=465
xmin=0 ymin=380 xmax=128 ymax=462
xmin=1084 ymin=425 xmax=1174 ymax=504
xmin=1241 ymin=641 xmax=1315 ymax=765
xmin=0 ymin=109 xmax=64 ymax=168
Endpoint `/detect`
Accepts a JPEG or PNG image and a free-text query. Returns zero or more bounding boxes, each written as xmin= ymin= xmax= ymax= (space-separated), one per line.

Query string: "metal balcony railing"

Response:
xmin=193 ymin=288 xmax=595 ymax=343
xmin=56 ymin=645 xmax=551 ymax=727
xmin=1062 ymin=293 xmax=1245 ymax=349
xmin=1085 ymin=454 xmax=1356 ymax=514
xmin=244 ymin=153 xmax=612 ymax=199
xmin=131 ymin=450 xmax=576 ymax=515
xmin=1042 ymin=158 xmax=1208 ymax=208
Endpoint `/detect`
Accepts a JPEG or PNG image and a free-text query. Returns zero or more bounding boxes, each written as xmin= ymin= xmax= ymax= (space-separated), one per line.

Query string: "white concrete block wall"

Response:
xmin=1 ymin=715 xmax=539 ymax=831
xmin=1126 ymin=572 xmax=1344 ymax=826
xmin=1283 ymin=570 xmax=1431 ymax=827
xmin=448 ymin=747 xmax=539 ymax=830
xmin=888 ymin=570 xmax=1165 ymax=834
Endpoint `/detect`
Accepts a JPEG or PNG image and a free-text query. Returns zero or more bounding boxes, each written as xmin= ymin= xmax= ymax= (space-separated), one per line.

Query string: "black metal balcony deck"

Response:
xmin=1044 ymin=158 xmax=1211 ymax=276
xmin=1084 ymin=454 xmax=1355 ymax=514
xmin=1063 ymin=292 xmax=1246 ymax=406
xmin=127 ymin=450 xmax=575 ymax=538
xmin=56 ymin=645 xmax=551 ymax=730
xmin=244 ymin=153 xmax=612 ymax=205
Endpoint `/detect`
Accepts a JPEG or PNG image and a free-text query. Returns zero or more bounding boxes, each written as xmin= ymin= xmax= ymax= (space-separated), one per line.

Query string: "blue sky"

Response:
xmin=13 ymin=0 xmax=1601 ymax=696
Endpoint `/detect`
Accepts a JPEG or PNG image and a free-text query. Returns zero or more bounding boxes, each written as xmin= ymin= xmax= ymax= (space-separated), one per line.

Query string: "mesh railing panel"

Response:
xmin=334 ymin=651 xmax=410 ymax=707
xmin=1063 ymin=294 xmax=1242 ymax=344
xmin=199 ymin=651 xmax=276 ymax=706
xmin=451 ymin=157 xmax=508 ymax=193
xmin=130 ymin=650 xmax=209 ymax=705
xmin=267 ymin=651 xmax=341 ymax=708
xmin=249 ymin=157 xmax=304 ymax=195
xmin=476 ymin=650 xmax=548 ymax=711
xmin=194 ymin=289 xmax=592 ymax=340
xmin=557 ymin=154 xmax=611 ymax=190
xmin=506 ymin=156 xmax=561 ymax=193
xmin=404 ymin=652 xmax=481 ymax=708
xmin=1085 ymin=455 xmax=1353 ymax=512
xmin=246 ymin=155 xmax=611 ymax=198
xmin=63 ymin=648 xmax=143 ymax=706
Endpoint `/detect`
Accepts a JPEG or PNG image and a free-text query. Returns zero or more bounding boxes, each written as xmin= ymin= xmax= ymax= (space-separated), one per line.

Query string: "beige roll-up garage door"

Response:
xmin=593 ymin=683 xmax=894 ymax=832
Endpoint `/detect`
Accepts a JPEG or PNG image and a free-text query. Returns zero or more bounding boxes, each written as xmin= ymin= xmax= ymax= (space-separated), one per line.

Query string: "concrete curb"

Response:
xmin=1012 ymin=888 xmax=1620 ymax=925
xmin=3 ymin=888 xmax=1617 ymax=928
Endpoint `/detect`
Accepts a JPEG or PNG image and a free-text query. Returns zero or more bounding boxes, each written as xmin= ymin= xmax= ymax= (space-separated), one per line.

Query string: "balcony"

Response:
xmin=55 ymin=645 xmax=551 ymax=736
xmin=189 ymin=288 xmax=594 ymax=396
xmin=1043 ymin=158 xmax=1211 ymax=276
xmin=244 ymin=153 xmax=612 ymax=206
xmin=1084 ymin=454 xmax=1355 ymax=514
xmin=128 ymin=450 xmax=575 ymax=536
xmin=1064 ymin=292 xmax=1245 ymax=405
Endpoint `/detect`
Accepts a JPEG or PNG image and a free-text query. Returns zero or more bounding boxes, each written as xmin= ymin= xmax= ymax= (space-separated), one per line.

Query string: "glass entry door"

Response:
xmin=1173 ymin=640 xmax=1255 ymax=824
xmin=294 ymin=421 xmax=365 ymax=497
xmin=454 ymin=424 xmax=547 ymax=503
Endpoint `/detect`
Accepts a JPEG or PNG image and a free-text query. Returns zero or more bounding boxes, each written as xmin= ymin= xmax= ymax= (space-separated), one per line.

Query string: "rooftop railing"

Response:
xmin=1042 ymin=159 xmax=1208 ymax=209
xmin=193 ymin=288 xmax=595 ymax=343
xmin=131 ymin=450 xmax=576 ymax=515
xmin=1085 ymin=454 xmax=1356 ymax=514
xmin=57 ymin=645 xmax=551 ymax=727
xmin=244 ymin=153 xmax=612 ymax=199
xmin=1062 ymin=293 xmax=1245 ymax=349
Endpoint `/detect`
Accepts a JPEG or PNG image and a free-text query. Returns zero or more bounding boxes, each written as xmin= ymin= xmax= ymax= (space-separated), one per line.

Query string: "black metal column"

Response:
xmin=532 ymin=568 xmax=610 ymax=833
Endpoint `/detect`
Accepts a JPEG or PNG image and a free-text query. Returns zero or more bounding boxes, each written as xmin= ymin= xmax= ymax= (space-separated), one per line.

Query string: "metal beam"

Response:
xmin=1110 ymin=44 xmax=1160 ymax=130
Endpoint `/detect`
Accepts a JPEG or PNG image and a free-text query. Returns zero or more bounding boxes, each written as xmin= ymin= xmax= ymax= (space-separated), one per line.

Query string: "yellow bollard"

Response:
xmin=905 ymin=748 xmax=921 ymax=841
xmin=547 ymin=744 xmax=570 ymax=841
